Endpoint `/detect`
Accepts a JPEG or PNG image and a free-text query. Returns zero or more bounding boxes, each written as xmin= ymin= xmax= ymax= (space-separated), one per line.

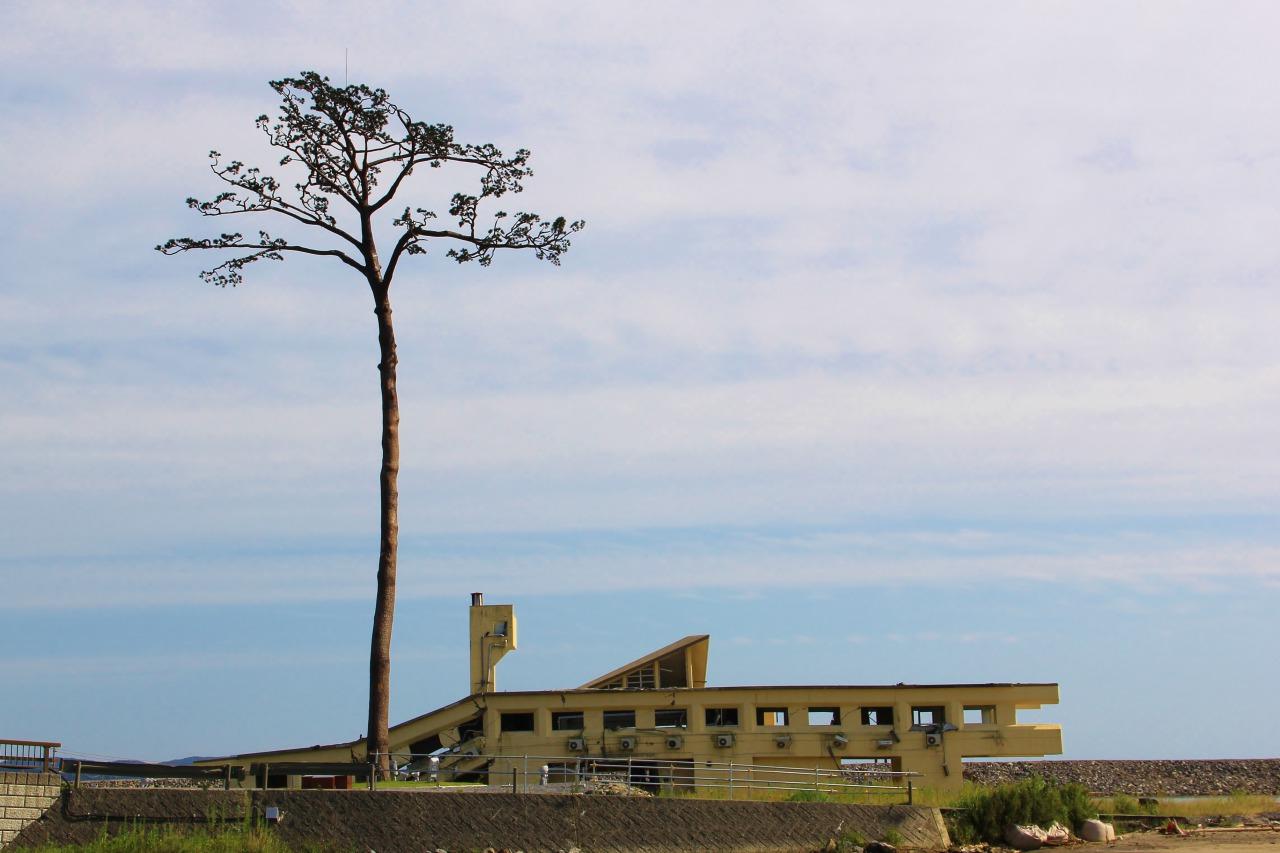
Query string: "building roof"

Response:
xmin=578 ymin=634 xmax=710 ymax=689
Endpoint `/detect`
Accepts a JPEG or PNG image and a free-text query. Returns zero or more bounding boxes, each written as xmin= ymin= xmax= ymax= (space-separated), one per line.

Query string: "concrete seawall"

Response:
xmin=14 ymin=788 xmax=951 ymax=852
xmin=964 ymin=759 xmax=1280 ymax=796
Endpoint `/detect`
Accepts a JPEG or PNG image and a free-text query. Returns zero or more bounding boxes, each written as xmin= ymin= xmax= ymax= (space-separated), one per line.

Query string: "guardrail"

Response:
xmin=383 ymin=751 xmax=920 ymax=802
xmin=0 ymin=739 xmax=60 ymax=772
xmin=65 ymin=760 xmax=247 ymax=790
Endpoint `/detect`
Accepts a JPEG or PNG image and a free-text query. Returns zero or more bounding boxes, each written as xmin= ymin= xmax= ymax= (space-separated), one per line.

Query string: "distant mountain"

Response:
xmin=165 ymin=756 xmax=217 ymax=766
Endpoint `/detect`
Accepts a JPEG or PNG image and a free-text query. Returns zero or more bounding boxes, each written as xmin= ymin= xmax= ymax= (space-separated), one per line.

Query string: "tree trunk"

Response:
xmin=367 ymin=287 xmax=399 ymax=777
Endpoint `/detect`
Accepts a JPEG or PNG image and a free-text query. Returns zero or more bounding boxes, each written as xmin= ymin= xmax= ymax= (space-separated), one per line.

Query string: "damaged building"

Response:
xmin=199 ymin=593 xmax=1062 ymax=792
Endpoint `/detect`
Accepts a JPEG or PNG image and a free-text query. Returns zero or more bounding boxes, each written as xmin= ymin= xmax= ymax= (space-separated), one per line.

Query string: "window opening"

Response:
xmin=655 ymin=708 xmax=688 ymax=728
xmin=552 ymin=711 xmax=584 ymax=731
xmin=603 ymin=709 xmax=636 ymax=730
xmin=860 ymin=707 xmax=894 ymax=726
xmin=756 ymin=707 xmax=789 ymax=727
xmin=705 ymin=707 xmax=739 ymax=727
xmin=911 ymin=706 xmax=946 ymax=730
xmin=807 ymin=707 xmax=841 ymax=726
xmin=963 ymin=705 xmax=996 ymax=725
xmin=500 ymin=712 xmax=535 ymax=733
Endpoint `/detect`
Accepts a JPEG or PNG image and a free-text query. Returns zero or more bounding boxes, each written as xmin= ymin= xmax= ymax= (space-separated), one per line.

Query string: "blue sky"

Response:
xmin=2 ymin=1 xmax=1279 ymax=762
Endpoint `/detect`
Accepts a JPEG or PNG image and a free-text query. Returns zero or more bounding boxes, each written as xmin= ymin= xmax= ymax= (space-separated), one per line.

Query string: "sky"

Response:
xmin=2 ymin=1 xmax=1278 ymax=763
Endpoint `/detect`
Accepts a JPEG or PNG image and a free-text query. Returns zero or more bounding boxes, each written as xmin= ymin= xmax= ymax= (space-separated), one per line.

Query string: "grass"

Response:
xmin=21 ymin=826 xmax=342 ymax=853
xmin=366 ymin=779 xmax=483 ymax=790
xmin=1094 ymin=791 xmax=1279 ymax=819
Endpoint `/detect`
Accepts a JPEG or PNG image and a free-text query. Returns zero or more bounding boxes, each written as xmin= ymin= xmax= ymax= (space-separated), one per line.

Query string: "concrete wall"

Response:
xmin=0 ymin=773 xmax=60 ymax=849
xmin=13 ymin=788 xmax=952 ymax=852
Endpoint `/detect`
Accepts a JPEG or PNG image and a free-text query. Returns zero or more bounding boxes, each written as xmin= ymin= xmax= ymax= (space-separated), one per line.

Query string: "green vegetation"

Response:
xmin=1097 ymin=791 xmax=1278 ymax=820
xmin=1095 ymin=793 xmax=1159 ymax=815
xmin=22 ymin=826 xmax=343 ymax=853
xmin=882 ymin=827 xmax=904 ymax=846
xmin=833 ymin=829 xmax=867 ymax=852
xmin=786 ymin=789 xmax=832 ymax=802
xmin=950 ymin=776 xmax=1095 ymax=844
xmin=369 ymin=780 xmax=482 ymax=790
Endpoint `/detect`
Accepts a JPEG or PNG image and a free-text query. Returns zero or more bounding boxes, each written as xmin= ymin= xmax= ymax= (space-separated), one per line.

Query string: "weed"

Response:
xmin=882 ymin=827 xmax=904 ymax=846
xmin=840 ymin=829 xmax=867 ymax=848
xmin=951 ymin=776 xmax=1096 ymax=844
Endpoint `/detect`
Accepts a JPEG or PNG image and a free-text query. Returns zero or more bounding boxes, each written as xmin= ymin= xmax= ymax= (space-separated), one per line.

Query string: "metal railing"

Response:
xmin=0 ymin=739 xmax=60 ymax=772
xmin=382 ymin=751 xmax=920 ymax=802
xmin=64 ymin=760 xmax=247 ymax=790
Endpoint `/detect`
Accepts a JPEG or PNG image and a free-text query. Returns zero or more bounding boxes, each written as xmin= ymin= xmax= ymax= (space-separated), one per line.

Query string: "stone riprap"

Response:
xmin=963 ymin=759 xmax=1280 ymax=796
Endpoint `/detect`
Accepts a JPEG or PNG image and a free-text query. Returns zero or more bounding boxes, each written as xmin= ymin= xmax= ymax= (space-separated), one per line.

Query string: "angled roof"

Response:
xmin=579 ymin=634 xmax=709 ymax=689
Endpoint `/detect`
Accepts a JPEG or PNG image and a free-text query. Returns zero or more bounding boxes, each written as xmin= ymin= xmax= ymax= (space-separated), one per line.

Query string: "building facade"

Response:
xmin=201 ymin=594 xmax=1062 ymax=792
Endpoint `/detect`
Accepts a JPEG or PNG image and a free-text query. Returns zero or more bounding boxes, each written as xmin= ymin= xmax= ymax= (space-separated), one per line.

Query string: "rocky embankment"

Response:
xmin=963 ymin=759 xmax=1280 ymax=796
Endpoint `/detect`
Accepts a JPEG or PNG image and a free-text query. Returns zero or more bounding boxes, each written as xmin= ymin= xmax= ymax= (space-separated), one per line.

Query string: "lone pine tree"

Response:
xmin=159 ymin=72 xmax=583 ymax=775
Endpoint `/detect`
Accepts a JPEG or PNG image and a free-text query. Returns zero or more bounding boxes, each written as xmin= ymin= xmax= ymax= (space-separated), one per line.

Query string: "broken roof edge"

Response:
xmin=578 ymin=634 xmax=710 ymax=689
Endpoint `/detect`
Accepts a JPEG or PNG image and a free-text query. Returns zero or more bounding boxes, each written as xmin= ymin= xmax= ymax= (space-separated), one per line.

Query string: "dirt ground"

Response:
xmin=1107 ymin=829 xmax=1280 ymax=853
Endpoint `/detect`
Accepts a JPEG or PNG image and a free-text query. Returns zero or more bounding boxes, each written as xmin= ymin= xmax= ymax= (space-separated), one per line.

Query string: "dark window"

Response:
xmin=860 ymin=707 xmax=894 ymax=726
xmin=551 ymin=711 xmax=584 ymax=731
xmin=603 ymin=709 xmax=636 ymax=730
xmin=705 ymin=707 xmax=739 ymax=727
xmin=655 ymin=708 xmax=688 ymax=728
xmin=755 ymin=707 xmax=789 ymax=726
xmin=500 ymin=712 xmax=535 ymax=733
xmin=911 ymin=706 xmax=946 ymax=729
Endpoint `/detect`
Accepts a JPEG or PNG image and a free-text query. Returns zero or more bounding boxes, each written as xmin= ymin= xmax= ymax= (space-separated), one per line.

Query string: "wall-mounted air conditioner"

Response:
xmin=876 ymin=738 xmax=895 ymax=749
xmin=713 ymin=733 xmax=734 ymax=748
xmin=925 ymin=732 xmax=943 ymax=748
xmin=618 ymin=736 xmax=637 ymax=751
xmin=665 ymin=735 xmax=683 ymax=750
xmin=831 ymin=733 xmax=849 ymax=748
xmin=773 ymin=734 xmax=792 ymax=749
xmin=567 ymin=737 xmax=586 ymax=752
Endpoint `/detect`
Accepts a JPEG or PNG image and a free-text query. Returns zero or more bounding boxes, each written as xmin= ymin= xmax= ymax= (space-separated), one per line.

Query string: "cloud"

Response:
xmin=3 ymin=1 xmax=1280 ymax=606
xmin=5 ymin=523 xmax=1278 ymax=611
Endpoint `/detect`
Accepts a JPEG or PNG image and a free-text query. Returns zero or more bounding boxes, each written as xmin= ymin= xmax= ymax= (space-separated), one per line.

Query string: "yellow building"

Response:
xmin=202 ymin=593 xmax=1062 ymax=792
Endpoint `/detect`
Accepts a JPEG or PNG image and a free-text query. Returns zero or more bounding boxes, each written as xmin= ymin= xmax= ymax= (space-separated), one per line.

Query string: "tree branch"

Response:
xmin=157 ymin=231 xmax=366 ymax=286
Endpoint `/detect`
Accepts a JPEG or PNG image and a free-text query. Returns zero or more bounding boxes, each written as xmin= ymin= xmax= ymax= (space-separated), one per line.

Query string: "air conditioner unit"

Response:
xmin=925 ymin=732 xmax=943 ymax=748
xmin=773 ymin=734 xmax=792 ymax=749
xmin=831 ymin=733 xmax=849 ymax=748
xmin=618 ymin=736 xmax=637 ymax=751
xmin=567 ymin=737 xmax=586 ymax=752
xmin=875 ymin=738 xmax=895 ymax=750
xmin=665 ymin=735 xmax=684 ymax=750
xmin=713 ymin=733 xmax=735 ymax=748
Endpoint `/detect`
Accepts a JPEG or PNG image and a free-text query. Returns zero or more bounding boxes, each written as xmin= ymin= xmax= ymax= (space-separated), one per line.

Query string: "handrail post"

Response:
xmin=908 ymin=778 xmax=913 ymax=804
xmin=727 ymin=763 xmax=733 ymax=800
xmin=74 ymin=760 xmax=82 ymax=789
